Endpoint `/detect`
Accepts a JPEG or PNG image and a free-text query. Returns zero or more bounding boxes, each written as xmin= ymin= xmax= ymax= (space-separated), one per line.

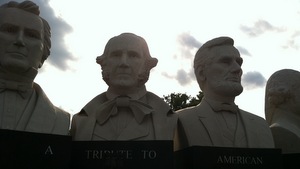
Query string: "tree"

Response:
xmin=163 ymin=91 xmax=204 ymax=111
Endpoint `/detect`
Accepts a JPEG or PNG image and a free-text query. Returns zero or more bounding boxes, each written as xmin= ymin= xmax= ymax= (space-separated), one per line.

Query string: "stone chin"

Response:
xmin=214 ymin=82 xmax=243 ymax=97
xmin=231 ymin=83 xmax=243 ymax=96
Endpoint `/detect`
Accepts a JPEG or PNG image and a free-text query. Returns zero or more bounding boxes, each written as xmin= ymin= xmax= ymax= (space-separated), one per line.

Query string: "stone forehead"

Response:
xmin=201 ymin=36 xmax=234 ymax=50
xmin=108 ymin=33 xmax=146 ymax=46
xmin=103 ymin=33 xmax=150 ymax=56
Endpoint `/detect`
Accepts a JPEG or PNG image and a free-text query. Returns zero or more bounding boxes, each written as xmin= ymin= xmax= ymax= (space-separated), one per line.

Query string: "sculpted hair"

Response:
xmin=265 ymin=69 xmax=300 ymax=124
xmin=194 ymin=36 xmax=234 ymax=89
xmin=0 ymin=0 xmax=51 ymax=66
xmin=96 ymin=33 xmax=158 ymax=85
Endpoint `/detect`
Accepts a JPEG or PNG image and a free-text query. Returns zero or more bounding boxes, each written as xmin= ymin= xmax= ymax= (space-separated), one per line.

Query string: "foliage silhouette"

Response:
xmin=163 ymin=91 xmax=204 ymax=111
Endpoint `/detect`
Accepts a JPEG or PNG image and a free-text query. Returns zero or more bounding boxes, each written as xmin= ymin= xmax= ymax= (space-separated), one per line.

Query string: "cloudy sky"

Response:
xmin=3 ymin=0 xmax=300 ymax=118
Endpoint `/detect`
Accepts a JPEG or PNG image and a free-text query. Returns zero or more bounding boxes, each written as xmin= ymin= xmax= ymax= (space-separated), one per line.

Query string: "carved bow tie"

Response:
xmin=0 ymin=81 xmax=32 ymax=98
xmin=212 ymin=103 xmax=239 ymax=114
xmin=96 ymin=96 xmax=154 ymax=124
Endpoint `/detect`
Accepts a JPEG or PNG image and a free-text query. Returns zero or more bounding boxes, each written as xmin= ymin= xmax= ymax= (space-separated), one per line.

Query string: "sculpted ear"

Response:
xmin=147 ymin=57 xmax=158 ymax=70
xmin=196 ymin=67 xmax=206 ymax=81
xmin=96 ymin=55 xmax=105 ymax=66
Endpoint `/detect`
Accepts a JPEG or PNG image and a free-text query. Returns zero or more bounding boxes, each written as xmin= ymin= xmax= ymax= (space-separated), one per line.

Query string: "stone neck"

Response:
xmin=271 ymin=109 xmax=300 ymax=136
xmin=106 ymin=85 xmax=147 ymax=100
xmin=0 ymin=66 xmax=38 ymax=83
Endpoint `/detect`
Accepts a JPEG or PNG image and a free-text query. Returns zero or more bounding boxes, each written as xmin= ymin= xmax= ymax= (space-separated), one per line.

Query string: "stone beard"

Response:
xmin=208 ymin=79 xmax=243 ymax=97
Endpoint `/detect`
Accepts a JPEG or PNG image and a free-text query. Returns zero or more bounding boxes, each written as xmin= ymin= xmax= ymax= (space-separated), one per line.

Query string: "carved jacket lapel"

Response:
xmin=19 ymin=83 xmax=56 ymax=134
xmin=74 ymin=93 xmax=108 ymax=140
xmin=239 ymin=110 xmax=258 ymax=147
xmin=71 ymin=112 xmax=96 ymax=140
xmin=197 ymin=101 xmax=224 ymax=146
xmin=145 ymin=92 xmax=176 ymax=140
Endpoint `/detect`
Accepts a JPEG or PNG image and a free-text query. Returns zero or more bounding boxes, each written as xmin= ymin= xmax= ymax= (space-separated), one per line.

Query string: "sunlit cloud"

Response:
xmin=11 ymin=0 xmax=75 ymax=70
xmin=161 ymin=68 xmax=195 ymax=86
xmin=176 ymin=69 xmax=195 ymax=86
xmin=176 ymin=33 xmax=202 ymax=59
xmin=236 ymin=46 xmax=252 ymax=56
xmin=242 ymin=71 xmax=266 ymax=90
xmin=240 ymin=20 xmax=285 ymax=37
xmin=177 ymin=32 xmax=202 ymax=49
xmin=282 ymin=31 xmax=300 ymax=50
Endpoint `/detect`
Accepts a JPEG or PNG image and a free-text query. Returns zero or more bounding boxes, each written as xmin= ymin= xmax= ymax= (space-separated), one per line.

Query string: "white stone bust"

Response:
xmin=0 ymin=1 xmax=70 ymax=135
xmin=175 ymin=36 xmax=274 ymax=150
xmin=265 ymin=69 xmax=300 ymax=153
xmin=71 ymin=33 xmax=177 ymax=141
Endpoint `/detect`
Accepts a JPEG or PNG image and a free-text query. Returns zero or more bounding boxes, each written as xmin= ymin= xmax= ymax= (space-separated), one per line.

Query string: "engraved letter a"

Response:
xmin=45 ymin=146 xmax=53 ymax=155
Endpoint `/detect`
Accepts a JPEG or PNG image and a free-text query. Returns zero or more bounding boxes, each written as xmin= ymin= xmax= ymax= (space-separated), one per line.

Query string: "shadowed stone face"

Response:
xmin=105 ymin=35 xmax=146 ymax=91
xmin=0 ymin=8 xmax=44 ymax=73
xmin=203 ymin=45 xmax=243 ymax=100
xmin=0 ymin=1 xmax=70 ymax=135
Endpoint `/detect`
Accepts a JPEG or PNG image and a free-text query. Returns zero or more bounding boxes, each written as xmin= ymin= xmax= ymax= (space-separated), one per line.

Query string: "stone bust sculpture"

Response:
xmin=265 ymin=69 xmax=300 ymax=153
xmin=71 ymin=33 xmax=178 ymax=140
xmin=0 ymin=1 xmax=70 ymax=135
xmin=175 ymin=36 xmax=274 ymax=150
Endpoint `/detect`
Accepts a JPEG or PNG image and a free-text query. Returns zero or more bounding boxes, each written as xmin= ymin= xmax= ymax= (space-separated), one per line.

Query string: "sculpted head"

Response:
xmin=194 ymin=37 xmax=243 ymax=101
xmin=96 ymin=33 xmax=158 ymax=92
xmin=0 ymin=0 xmax=51 ymax=74
xmin=265 ymin=69 xmax=300 ymax=124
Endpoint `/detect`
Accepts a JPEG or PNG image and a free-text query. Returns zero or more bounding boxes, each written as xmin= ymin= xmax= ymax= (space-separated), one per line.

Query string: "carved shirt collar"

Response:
xmin=203 ymin=97 xmax=239 ymax=113
xmin=106 ymin=85 xmax=148 ymax=100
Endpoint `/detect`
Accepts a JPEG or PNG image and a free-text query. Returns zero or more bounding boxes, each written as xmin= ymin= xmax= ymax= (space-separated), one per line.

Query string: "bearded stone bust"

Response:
xmin=174 ymin=37 xmax=274 ymax=150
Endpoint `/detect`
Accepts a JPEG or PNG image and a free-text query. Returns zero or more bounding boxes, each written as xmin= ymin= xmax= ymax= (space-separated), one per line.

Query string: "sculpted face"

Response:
xmin=105 ymin=36 xmax=146 ymax=91
xmin=0 ymin=8 xmax=44 ymax=73
xmin=203 ymin=45 xmax=243 ymax=99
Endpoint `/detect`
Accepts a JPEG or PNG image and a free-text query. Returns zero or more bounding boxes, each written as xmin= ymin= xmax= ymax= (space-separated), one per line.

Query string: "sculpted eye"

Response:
xmin=25 ymin=30 xmax=41 ymax=40
xmin=110 ymin=51 xmax=122 ymax=57
xmin=219 ymin=57 xmax=231 ymax=65
xmin=128 ymin=51 xmax=140 ymax=58
xmin=0 ymin=24 xmax=18 ymax=34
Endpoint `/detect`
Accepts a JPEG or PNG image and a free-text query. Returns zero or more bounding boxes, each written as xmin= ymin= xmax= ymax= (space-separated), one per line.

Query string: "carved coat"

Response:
xmin=11 ymin=83 xmax=70 ymax=135
xmin=270 ymin=117 xmax=300 ymax=153
xmin=176 ymin=100 xmax=274 ymax=149
xmin=71 ymin=92 xmax=178 ymax=140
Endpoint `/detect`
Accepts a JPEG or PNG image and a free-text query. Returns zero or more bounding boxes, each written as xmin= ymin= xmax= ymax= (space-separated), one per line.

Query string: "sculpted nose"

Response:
xmin=14 ymin=31 xmax=25 ymax=47
xmin=232 ymin=62 xmax=242 ymax=75
xmin=120 ymin=54 xmax=129 ymax=66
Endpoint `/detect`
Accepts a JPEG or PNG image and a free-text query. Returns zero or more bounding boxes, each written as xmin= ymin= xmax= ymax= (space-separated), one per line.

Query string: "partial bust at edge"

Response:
xmin=265 ymin=69 xmax=300 ymax=153
xmin=0 ymin=1 xmax=70 ymax=135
